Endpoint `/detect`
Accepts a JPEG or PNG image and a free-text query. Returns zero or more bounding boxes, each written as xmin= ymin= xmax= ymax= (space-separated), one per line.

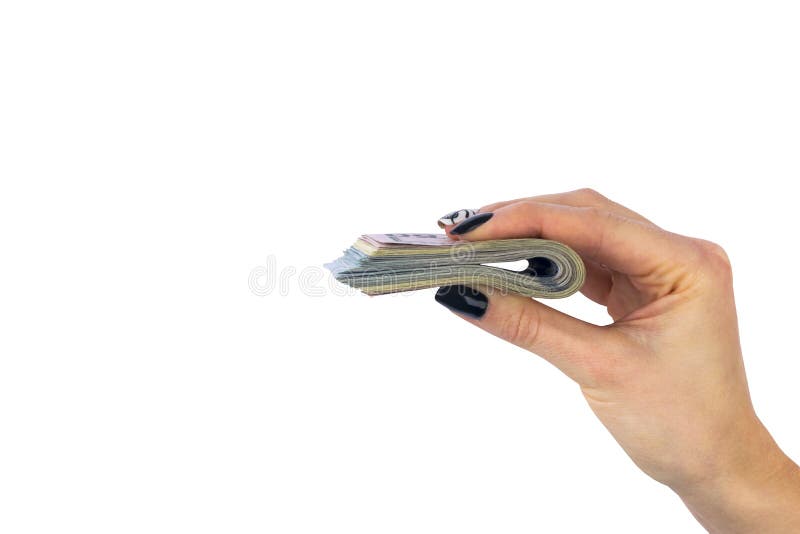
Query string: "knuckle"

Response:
xmin=682 ymin=238 xmax=733 ymax=290
xmin=574 ymin=187 xmax=605 ymax=201
xmin=499 ymin=304 xmax=542 ymax=349
xmin=693 ymin=238 xmax=732 ymax=272
xmin=579 ymin=205 xmax=615 ymax=254
xmin=517 ymin=199 xmax=542 ymax=210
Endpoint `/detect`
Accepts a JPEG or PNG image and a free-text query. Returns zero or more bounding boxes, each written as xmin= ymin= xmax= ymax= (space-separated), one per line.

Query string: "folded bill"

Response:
xmin=325 ymin=233 xmax=586 ymax=298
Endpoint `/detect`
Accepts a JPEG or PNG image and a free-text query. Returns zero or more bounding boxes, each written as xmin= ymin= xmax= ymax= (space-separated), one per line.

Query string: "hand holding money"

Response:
xmin=331 ymin=188 xmax=800 ymax=533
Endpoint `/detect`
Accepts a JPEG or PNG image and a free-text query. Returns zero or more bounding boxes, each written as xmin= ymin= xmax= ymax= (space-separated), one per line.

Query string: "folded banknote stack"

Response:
xmin=325 ymin=233 xmax=585 ymax=298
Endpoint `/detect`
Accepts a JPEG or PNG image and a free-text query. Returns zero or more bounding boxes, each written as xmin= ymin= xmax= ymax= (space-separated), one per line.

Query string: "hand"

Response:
xmin=435 ymin=189 xmax=800 ymax=533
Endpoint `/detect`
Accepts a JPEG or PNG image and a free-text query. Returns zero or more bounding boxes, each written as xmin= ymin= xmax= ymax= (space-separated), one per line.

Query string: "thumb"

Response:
xmin=434 ymin=284 xmax=616 ymax=386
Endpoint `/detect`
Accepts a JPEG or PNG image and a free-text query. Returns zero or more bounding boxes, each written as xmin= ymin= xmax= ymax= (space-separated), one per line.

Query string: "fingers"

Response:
xmin=437 ymin=208 xmax=477 ymax=229
xmin=478 ymin=188 xmax=656 ymax=226
xmin=435 ymin=284 xmax=616 ymax=385
xmin=453 ymin=201 xmax=697 ymax=279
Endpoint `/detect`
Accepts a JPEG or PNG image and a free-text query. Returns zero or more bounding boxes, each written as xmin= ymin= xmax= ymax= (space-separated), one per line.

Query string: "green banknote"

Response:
xmin=325 ymin=233 xmax=585 ymax=298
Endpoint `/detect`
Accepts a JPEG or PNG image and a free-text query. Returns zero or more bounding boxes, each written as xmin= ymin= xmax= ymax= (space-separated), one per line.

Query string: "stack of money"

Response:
xmin=325 ymin=233 xmax=585 ymax=298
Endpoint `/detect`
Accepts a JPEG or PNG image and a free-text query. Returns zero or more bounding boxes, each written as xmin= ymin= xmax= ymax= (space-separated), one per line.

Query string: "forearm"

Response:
xmin=675 ymin=420 xmax=800 ymax=534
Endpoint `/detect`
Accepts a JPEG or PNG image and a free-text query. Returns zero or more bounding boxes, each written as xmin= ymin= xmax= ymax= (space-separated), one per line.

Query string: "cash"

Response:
xmin=325 ymin=233 xmax=586 ymax=298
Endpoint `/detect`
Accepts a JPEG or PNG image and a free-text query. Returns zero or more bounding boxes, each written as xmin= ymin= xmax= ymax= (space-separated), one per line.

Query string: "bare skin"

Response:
xmin=437 ymin=189 xmax=800 ymax=533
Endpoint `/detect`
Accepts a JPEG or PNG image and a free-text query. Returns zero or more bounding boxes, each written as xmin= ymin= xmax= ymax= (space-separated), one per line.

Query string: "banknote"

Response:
xmin=325 ymin=233 xmax=586 ymax=298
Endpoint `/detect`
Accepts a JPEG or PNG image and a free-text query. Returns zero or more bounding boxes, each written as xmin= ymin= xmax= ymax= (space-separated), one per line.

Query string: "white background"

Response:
xmin=1 ymin=1 xmax=799 ymax=532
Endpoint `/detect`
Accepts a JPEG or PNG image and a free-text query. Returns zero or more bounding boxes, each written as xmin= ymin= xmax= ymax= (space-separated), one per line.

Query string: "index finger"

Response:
xmin=479 ymin=188 xmax=656 ymax=226
xmin=454 ymin=201 xmax=697 ymax=278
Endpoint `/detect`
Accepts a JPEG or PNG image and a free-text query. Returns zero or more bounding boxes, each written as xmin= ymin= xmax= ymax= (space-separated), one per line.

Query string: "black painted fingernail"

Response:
xmin=450 ymin=212 xmax=493 ymax=235
xmin=435 ymin=285 xmax=488 ymax=319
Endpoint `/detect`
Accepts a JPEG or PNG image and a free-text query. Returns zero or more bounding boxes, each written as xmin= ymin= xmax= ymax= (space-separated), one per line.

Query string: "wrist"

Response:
xmin=674 ymin=418 xmax=800 ymax=533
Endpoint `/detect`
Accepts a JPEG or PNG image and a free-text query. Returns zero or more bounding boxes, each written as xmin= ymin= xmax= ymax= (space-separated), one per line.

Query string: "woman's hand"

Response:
xmin=435 ymin=189 xmax=800 ymax=533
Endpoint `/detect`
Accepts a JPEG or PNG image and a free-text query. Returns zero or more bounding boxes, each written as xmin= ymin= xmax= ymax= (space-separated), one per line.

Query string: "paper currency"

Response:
xmin=325 ymin=233 xmax=586 ymax=298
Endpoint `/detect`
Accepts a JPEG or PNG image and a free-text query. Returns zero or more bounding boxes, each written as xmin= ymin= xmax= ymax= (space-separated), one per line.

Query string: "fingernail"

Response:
xmin=450 ymin=212 xmax=493 ymax=235
xmin=437 ymin=208 xmax=477 ymax=229
xmin=435 ymin=285 xmax=488 ymax=319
